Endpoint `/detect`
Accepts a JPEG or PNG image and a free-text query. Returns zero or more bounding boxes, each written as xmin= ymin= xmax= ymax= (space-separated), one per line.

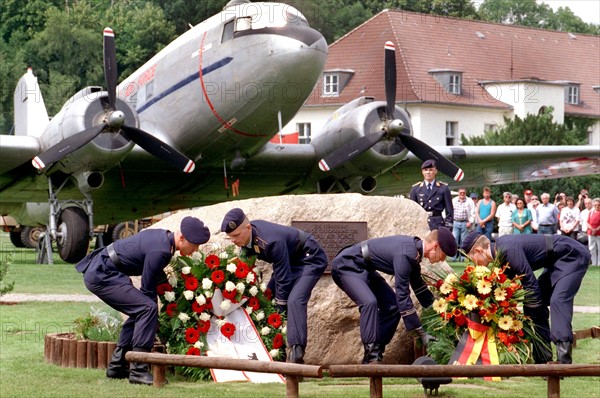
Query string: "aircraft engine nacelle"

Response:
xmin=73 ymin=171 xmax=105 ymax=194
xmin=312 ymin=97 xmax=410 ymax=179
xmin=39 ymin=86 xmax=137 ymax=175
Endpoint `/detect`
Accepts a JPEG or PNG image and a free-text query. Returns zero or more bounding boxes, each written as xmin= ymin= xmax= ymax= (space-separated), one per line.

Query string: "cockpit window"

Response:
xmin=222 ymin=19 xmax=234 ymax=42
xmin=231 ymin=4 xmax=309 ymax=31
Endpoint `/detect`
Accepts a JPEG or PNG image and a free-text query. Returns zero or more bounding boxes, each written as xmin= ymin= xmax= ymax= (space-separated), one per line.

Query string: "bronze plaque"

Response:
xmin=292 ymin=221 xmax=368 ymax=272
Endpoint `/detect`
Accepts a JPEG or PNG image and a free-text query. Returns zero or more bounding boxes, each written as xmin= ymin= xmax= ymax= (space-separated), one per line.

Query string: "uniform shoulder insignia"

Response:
xmin=412 ymin=182 xmax=421 ymax=187
xmin=437 ymin=181 xmax=447 ymax=186
xmin=254 ymin=237 xmax=268 ymax=251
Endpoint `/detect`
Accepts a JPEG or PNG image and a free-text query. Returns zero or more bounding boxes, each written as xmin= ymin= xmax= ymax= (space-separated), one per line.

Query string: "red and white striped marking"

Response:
xmin=318 ymin=159 xmax=330 ymax=172
xmin=103 ymin=27 xmax=114 ymax=37
xmin=183 ymin=160 xmax=195 ymax=173
xmin=32 ymin=157 xmax=45 ymax=169
xmin=384 ymin=41 xmax=395 ymax=51
xmin=454 ymin=168 xmax=464 ymax=182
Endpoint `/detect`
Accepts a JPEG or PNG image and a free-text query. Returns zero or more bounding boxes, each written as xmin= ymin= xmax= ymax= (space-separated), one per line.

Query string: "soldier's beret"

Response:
xmin=221 ymin=208 xmax=246 ymax=233
xmin=180 ymin=216 xmax=210 ymax=245
xmin=462 ymin=231 xmax=482 ymax=254
xmin=437 ymin=227 xmax=457 ymax=257
xmin=421 ymin=159 xmax=436 ymax=169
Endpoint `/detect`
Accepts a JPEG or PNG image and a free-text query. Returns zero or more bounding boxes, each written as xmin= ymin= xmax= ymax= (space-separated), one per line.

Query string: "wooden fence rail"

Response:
xmin=327 ymin=364 xmax=600 ymax=398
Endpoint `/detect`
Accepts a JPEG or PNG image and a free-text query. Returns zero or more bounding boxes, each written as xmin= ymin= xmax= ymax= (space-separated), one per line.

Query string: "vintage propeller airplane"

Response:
xmin=1 ymin=0 xmax=597 ymax=264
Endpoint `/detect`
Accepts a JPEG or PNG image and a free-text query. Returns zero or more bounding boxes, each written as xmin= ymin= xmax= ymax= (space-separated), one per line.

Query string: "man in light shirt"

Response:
xmin=496 ymin=191 xmax=516 ymax=236
xmin=537 ymin=193 xmax=559 ymax=235
xmin=451 ymin=188 xmax=474 ymax=261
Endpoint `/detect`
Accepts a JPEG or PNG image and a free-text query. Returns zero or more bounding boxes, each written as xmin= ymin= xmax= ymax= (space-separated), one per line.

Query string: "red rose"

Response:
xmin=186 ymin=347 xmax=201 ymax=356
xmin=272 ymin=333 xmax=284 ymax=349
xmin=267 ymin=313 xmax=282 ymax=329
xmin=192 ymin=301 xmax=207 ymax=314
xmin=454 ymin=314 xmax=467 ymax=327
xmin=157 ymin=283 xmax=173 ymax=295
xmin=222 ymin=289 xmax=237 ymax=301
xmin=197 ymin=320 xmax=211 ymax=334
xmin=185 ymin=327 xmax=200 ymax=344
xmin=185 ymin=276 xmax=199 ymax=291
xmin=235 ymin=262 xmax=250 ymax=278
xmin=165 ymin=303 xmax=178 ymax=317
xmin=221 ymin=322 xmax=236 ymax=339
xmin=211 ymin=270 xmax=225 ymax=284
xmin=264 ymin=288 xmax=273 ymax=301
xmin=435 ymin=279 xmax=444 ymax=288
xmin=205 ymin=254 xmax=221 ymax=269
xmin=248 ymin=297 xmax=260 ymax=311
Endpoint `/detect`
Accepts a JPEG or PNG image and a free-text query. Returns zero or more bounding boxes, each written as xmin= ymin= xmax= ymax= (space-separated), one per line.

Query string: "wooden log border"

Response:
xmin=44 ymin=333 xmax=116 ymax=369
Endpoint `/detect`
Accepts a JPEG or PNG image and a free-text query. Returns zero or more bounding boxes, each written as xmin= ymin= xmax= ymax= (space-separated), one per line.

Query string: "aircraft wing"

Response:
xmin=0 ymin=135 xmax=41 ymax=174
xmin=372 ymin=145 xmax=599 ymax=196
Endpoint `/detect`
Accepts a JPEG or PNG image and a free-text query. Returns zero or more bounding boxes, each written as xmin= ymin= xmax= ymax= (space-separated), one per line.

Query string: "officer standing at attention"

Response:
xmin=221 ymin=208 xmax=328 ymax=364
xmin=409 ymin=159 xmax=454 ymax=230
xmin=76 ymin=216 xmax=210 ymax=385
xmin=331 ymin=228 xmax=457 ymax=364
xmin=461 ymin=231 xmax=590 ymax=364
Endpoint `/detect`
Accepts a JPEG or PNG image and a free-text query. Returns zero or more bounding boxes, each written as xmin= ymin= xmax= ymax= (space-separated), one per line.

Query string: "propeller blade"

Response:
xmin=122 ymin=125 xmax=195 ymax=173
xmin=397 ymin=134 xmax=464 ymax=181
xmin=32 ymin=124 xmax=106 ymax=169
xmin=384 ymin=41 xmax=396 ymax=119
xmin=318 ymin=131 xmax=386 ymax=172
xmin=103 ymin=27 xmax=117 ymax=110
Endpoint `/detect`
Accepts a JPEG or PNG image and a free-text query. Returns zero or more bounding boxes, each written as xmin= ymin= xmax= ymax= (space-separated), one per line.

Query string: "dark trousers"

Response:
xmin=84 ymin=278 xmax=158 ymax=350
xmin=332 ymin=268 xmax=400 ymax=345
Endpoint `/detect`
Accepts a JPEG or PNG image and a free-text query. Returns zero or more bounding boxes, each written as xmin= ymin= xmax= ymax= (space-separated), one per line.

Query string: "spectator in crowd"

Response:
xmin=475 ymin=187 xmax=496 ymax=240
xmin=559 ymin=197 xmax=580 ymax=240
xmin=579 ymin=197 xmax=593 ymax=245
xmin=575 ymin=189 xmax=589 ymax=211
xmin=523 ymin=189 xmax=534 ymax=205
xmin=587 ymin=198 xmax=600 ymax=266
xmin=469 ymin=193 xmax=479 ymax=231
xmin=537 ymin=193 xmax=559 ymax=234
xmin=451 ymin=188 xmax=474 ymax=261
xmin=511 ymin=194 xmax=519 ymax=205
xmin=496 ymin=191 xmax=516 ymax=237
xmin=512 ymin=197 xmax=533 ymax=234
xmin=528 ymin=194 xmax=540 ymax=233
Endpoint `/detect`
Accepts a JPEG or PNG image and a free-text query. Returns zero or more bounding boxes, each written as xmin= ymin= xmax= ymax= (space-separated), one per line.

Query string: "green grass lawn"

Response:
xmin=0 ymin=234 xmax=598 ymax=397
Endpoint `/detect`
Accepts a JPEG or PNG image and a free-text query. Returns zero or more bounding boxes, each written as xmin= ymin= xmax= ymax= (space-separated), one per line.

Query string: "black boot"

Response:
xmin=106 ymin=346 xmax=130 ymax=379
xmin=288 ymin=345 xmax=305 ymax=364
xmin=556 ymin=341 xmax=572 ymax=364
xmin=128 ymin=348 xmax=153 ymax=385
xmin=361 ymin=343 xmax=382 ymax=364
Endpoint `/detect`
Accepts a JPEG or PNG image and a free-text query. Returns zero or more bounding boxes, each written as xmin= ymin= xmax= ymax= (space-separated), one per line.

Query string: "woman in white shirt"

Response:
xmin=560 ymin=197 xmax=580 ymax=240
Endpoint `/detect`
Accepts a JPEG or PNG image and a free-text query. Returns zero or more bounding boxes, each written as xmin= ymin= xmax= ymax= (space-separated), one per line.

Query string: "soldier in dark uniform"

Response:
xmin=330 ymin=228 xmax=457 ymax=363
xmin=409 ymin=159 xmax=454 ymax=230
xmin=221 ymin=208 xmax=328 ymax=364
xmin=462 ymin=231 xmax=591 ymax=364
xmin=75 ymin=216 xmax=210 ymax=384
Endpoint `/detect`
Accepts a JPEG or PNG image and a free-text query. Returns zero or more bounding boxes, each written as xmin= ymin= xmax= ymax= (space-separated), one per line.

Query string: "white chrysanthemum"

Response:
xmin=204 ymin=290 xmax=213 ymax=298
xmin=216 ymin=319 xmax=226 ymax=327
xmin=269 ymin=349 xmax=280 ymax=358
xmin=236 ymin=282 xmax=245 ymax=293
xmin=202 ymin=278 xmax=213 ymax=290
xmin=183 ymin=290 xmax=194 ymax=301
xmin=199 ymin=313 xmax=211 ymax=322
xmin=164 ymin=291 xmax=176 ymax=302
xmin=249 ymin=286 xmax=259 ymax=297
xmin=211 ymin=242 xmax=221 ymax=251
xmin=511 ymin=319 xmax=523 ymax=332
xmin=191 ymin=251 xmax=202 ymax=261
xmin=260 ymin=282 xmax=267 ymax=292
xmin=245 ymin=307 xmax=253 ymax=315
xmin=255 ymin=311 xmax=265 ymax=321
xmin=195 ymin=294 xmax=206 ymax=305
xmin=164 ymin=265 xmax=174 ymax=275
xmin=219 ymin=251 xmax=229 ymax=259
xmin=498 ymin=315 xmax=514 ymax=331
xmin=194 ymin=341 xmax=204 ymax=349
xmin=477 ymin=279 xmax=492 ymax=295
xmin=220 ymin=299 xmax=232 ymax=311
xmin=462 ymin=294 xmax=478 ymax=311
xmin=178 ymin=312 xmax=190 ymax=322
xmin=226 ymin=263 xmax=237 ymax=273
xmin=246 ymin=272 xmax=255 ymax=283
xmin=168 ymin=275 xmax=178 ymax=287
xmin=444 ymin=273 xmax=459 ymax=284
xmin=439 ymin=283 xmax=453 ymax=295
xmin=474 ymin=265 xmax=490 ymax=278
xmin=494 ymin=287 xmax=507 ymax=301
xmin=261 ymin=326 xmax=271 ymax=336
xmin=281 ymin=325 xmax=287 ymax=334
xmin=432 ymin=298 xmax=447 ymax=314
xmin=225 ymin=281 xmax=236 ymax=292
xmin=181 ymin=266 xmax=191 ymax=275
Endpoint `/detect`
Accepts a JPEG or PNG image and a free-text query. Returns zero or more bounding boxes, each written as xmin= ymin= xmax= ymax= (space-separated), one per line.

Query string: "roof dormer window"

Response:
xmin=565 ymin=85 xmax=580 ymax=105
xmin=428 ymin=69 xmax=463 ymax=95
xmin=323 ymin=74 xmax=339 ymax=96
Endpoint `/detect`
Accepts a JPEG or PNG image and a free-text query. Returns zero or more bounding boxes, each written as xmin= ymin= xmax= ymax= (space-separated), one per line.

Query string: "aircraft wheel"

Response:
xmin=111 ymin=221 xmax=136 ymax=242
xmin=20 ymin=226 xmax=45 ymax=249
xmin=56 ymin=207 xmax=90 ymax=263
xmin=9 ymin=231 xmax=25 ymax=248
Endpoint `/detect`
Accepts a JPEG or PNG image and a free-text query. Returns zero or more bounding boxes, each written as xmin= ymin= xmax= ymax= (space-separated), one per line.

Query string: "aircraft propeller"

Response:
xmin=318 ymin=41 xmax=464 ymax=182
xmin=32 ymin=28 xmax=195 ymax=174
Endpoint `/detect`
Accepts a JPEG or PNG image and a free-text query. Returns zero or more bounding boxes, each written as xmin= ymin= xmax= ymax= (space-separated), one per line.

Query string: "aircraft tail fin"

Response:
xmin=13 ymin=67 xmax=49 ymax=137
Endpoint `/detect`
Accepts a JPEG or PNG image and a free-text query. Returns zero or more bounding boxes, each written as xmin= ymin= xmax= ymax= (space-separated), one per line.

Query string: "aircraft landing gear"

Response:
xmin=36 ymin=176 xmax=94 ymax=265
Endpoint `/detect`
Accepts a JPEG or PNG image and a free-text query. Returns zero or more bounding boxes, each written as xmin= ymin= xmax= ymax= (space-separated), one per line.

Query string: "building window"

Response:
xmin=297 ymin=123 xmax=311 ymax=144
xmin=484 ymin=123 xmax=497 ymax=133
xmin=323 ymin=74 xmax=339 ymax=96
xmin=448 ymin=74 xmax=461 ymax=95
xmin=566 ymin=85 xmax=579 ymax=105
xmin=446 ymin=121 xmax=458 ymax=146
